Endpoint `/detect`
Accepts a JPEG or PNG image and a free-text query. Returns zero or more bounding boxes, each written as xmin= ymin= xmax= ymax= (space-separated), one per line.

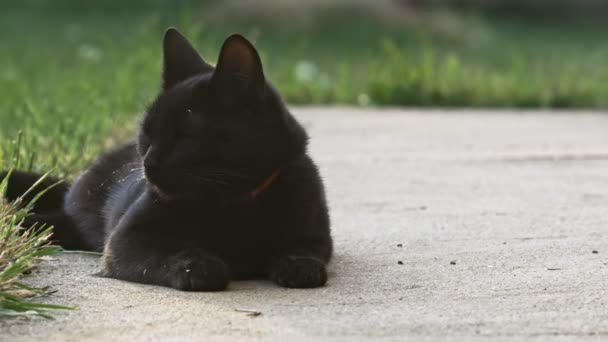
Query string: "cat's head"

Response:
xmin=139 ymin=28 xmax=307 ymax=200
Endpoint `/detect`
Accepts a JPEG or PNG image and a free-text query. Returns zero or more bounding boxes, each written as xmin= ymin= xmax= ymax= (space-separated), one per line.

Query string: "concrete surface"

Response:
xmin=2 ymin=108 xmax=608 ymax=341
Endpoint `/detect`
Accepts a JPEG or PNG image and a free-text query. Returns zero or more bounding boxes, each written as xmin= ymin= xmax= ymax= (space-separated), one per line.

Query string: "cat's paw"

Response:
xmin=167 ymin=250 xmax=231 ymax=291
xmin=269 ymin=255 xmax=328 ymax=288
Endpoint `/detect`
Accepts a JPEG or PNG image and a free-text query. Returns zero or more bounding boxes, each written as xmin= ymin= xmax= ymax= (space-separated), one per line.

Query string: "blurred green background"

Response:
xmin=1 ymin=0 xmax=607 ymax=175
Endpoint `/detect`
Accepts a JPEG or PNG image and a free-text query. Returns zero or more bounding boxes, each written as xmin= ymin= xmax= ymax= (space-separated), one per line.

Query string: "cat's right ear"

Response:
xmin=162 ymin=27 xmax=213 ymax=90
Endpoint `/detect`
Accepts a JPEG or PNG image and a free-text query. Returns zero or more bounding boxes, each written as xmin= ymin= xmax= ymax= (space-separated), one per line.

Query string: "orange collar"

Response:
xmin=249 ymin=169 xmax=280 ymax=199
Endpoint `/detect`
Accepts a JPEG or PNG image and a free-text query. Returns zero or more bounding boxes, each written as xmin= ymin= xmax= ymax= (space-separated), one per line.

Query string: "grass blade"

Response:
xmin=0 ymin=174 xmax=74 ymax=319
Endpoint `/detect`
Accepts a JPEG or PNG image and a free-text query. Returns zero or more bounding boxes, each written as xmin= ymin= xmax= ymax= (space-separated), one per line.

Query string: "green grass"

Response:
xmin=0 ymin=4 xmax=607 ymax=175
xmin=0 ymin=7 xmax=607 ymax=175
xmin=0 ymin=172 xmax=74 ymax=319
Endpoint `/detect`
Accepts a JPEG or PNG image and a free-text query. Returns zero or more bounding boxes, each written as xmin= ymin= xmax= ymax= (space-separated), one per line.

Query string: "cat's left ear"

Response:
xmin=163 ymin=27 xmax=213 ymax=90
xmin=211 ymin=34 xmax=265 ymax=101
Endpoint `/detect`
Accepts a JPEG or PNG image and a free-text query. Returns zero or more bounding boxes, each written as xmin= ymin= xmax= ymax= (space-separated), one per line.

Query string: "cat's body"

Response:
xmin=1 ymin=28 xmax=332 ymax=291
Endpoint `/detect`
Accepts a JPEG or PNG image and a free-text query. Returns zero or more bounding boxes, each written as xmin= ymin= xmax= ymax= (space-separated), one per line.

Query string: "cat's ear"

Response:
xmin=211 ymin=34 xmax=265 ymax=101
xmin=162 ymin=27 xmax=213 ymax=90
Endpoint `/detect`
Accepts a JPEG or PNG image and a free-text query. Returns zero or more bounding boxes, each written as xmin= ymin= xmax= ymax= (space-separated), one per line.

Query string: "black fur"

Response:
xmin=1 ymin=28 xmax=332 ymax=291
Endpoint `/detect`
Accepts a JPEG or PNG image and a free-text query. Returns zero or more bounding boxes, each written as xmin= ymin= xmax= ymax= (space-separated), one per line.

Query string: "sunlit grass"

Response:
xmin=1 ymin=7 xmax=607 ymax=176
xmin=0 ymin=172 xmax=75 ymax=319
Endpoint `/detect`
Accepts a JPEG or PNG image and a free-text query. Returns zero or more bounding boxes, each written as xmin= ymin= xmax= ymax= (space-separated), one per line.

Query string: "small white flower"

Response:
xmin=358 ymin=93 xmax=371 ymax=107
xmin=294 ymin=60 xmax=318 ymax=83
xmin=77 ymin=44 xmax=103 ymax=62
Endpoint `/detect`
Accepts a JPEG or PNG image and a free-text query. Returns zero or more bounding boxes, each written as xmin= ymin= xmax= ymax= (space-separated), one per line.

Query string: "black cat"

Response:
xmin=0 ymin=28 xmax=332 ymax=291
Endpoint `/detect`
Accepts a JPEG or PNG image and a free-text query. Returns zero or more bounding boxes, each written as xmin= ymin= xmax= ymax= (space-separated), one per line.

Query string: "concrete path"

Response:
xmin=3 ymin=108 xmax=608 ymax=341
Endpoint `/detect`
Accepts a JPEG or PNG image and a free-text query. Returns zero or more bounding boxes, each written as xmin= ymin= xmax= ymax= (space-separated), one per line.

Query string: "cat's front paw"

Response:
xmin=168 ymin=250 xmax=231 ymax=291
xmin=269 ymin=255 xmax=328 ymax=288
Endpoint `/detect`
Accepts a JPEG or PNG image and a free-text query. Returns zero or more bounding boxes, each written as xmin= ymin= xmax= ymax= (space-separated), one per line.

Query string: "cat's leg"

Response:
xmin=269 ymin=236 xmax=332 ymax=288
xmin=102 ymin=194 xmax=231 ymax=291
xmin=104 ymin=231 xmax=231 ymax=291
xmin=267 ymin=178 xmax=333 ymax=288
